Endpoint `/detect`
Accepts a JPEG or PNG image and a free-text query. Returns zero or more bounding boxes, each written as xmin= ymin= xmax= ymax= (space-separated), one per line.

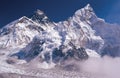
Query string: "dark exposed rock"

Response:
xmin=30 ymin=9 xmax=50 ymax=24
xmin=0 ymin=28 xmax=12 ymax=36
xmin=52 ymin=46 xmax=88 ymax=64
xmin=52 ymin=48 xmax=65 ymax=63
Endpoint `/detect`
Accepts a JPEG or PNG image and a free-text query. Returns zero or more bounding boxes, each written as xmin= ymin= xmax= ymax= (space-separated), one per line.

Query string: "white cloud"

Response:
xmin=56 ymin=55 xmax=120 ymax=78
xmin=79 ymin=56 xmax=120 ymax=78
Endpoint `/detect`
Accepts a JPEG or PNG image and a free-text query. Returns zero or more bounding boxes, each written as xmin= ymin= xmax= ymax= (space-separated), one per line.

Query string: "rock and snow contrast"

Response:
xmin=0 ymin=4 xmax=120 ymax=78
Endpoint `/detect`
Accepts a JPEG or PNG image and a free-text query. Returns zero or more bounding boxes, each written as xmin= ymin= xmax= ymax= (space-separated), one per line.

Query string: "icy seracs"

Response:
xmin=0 ymin=4 xmax=120 ymax=73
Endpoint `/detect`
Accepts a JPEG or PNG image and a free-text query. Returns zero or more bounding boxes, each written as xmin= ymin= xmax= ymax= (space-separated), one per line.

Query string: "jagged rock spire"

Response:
xmin=74 ymin=4 xmax=97 ymax=22
xmin=31 ymin=9 xmax=50 ymax=24
xmin=75 ymin=4 xmax=94 ymax=16
xmin=84 ymin=4 xmax=93 ymax=12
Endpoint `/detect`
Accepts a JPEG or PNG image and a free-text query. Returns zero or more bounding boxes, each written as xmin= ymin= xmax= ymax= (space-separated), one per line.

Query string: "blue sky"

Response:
xmin=0 ymin=0 xmax=120 ymax=27
xmin=105 ymin=0 xmax=120 ymax=24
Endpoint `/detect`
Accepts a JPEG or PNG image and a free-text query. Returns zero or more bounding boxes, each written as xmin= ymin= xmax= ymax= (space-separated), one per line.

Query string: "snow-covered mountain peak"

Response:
xmin=73 ymin=4 xmax=100 ymax=26
xmin=31 ymin=9 xmax=49 ymax=24
xmin=74 ymin=4 xmax=96 ymax=22
xmin=75 ymin=4 xmax=94 ymax=14
xmin=17 ymin=16 xmax=40 ymax=26
xmin=19 ymin=16 xmax=29 ymax=21
xmin=84 ymin=4 xmax=93 ymax=11
xmin=3 ymin=16 xmax=39 ymax=29
xmin=0 ymin=15 xmax=44 ymax=49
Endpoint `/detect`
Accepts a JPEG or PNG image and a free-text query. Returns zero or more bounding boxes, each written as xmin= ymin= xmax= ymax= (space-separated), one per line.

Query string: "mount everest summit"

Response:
xmin=0 ymin=4 xmax=120 ymax=77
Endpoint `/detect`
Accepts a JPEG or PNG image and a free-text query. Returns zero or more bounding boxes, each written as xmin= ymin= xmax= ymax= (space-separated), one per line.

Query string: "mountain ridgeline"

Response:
xmin=0 ymin=4 xmax=120 ymax=69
